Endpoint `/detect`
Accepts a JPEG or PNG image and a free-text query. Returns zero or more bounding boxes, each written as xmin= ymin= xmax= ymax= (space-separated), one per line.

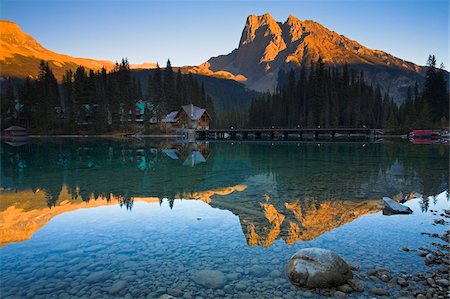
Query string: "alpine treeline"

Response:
xmin=1 ymin=59 xmax=215 ymax=132
xmin=248 ymin=55 xmax=448 ymax=130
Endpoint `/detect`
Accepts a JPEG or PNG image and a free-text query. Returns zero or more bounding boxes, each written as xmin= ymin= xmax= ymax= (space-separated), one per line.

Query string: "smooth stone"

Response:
xmin=192 ymin=270 xmax=227 ymax=289
xmin=402 ymin=247 xmax=410 ymax=252
xmin=435 ymin=278 xmax=449 ymax=287
xmin=86 ymin=271 xmax=111 ymax=284
xmin=425 ymin=253 xmax=436 ymax=264
xmin=337 ymin=284 xmax=353 ymax=293
xmin=167 ymin=288 xmax=183 ymax=297
xmin=426 ymin=277 xmax=436 ymax=286
xmin=334 ymin=291 xmax=347 ymax=299
xmin=249 ymin=265 xmax=268 ymax=277
xmin=370 ymin=288 xmax=390 ymax=296
xmin=107 ymin=280 xmax=127 ymax=294
xmin=397 ymin=277 xmax=408 ymax=287
xmin=286 ymin=248 xmax=353 ymax=288
xmin=416 ymin=294 xmax=426 ymax=299
xmin=270 ymin=270 xmax=281 ymax=278
xmin=347 ymin=279 xmax=364 ymax=292
xmin=156 ymin=287 xmax=167 ymax=294
xmin=225 ymin=273 xmax=240 ymax=281
xmin=235 ymin=282 xmax=247 ymax=291
xmin=301 ymin=290 xmax=314 ymax=298
xmin=382 ymin=197 xmax=413 ymax=215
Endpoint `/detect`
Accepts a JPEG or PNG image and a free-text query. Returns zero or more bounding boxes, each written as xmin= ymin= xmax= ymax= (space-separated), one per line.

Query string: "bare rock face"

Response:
xmin=196 ymin=13 xmax=431 ymax=103
xmin=382 ymin=197 xmax=413 ymax=215
xmin=286 ymin=248 xmax=353 ymax=288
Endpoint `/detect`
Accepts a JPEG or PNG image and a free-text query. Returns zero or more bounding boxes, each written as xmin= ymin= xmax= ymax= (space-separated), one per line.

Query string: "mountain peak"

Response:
xmin=286 ymin=13 xmax=300 ymax=24
xmin=240 ymin=13 xmax=281 ymax=47
xmin=201 ymin=13 xmax=426 ymax=101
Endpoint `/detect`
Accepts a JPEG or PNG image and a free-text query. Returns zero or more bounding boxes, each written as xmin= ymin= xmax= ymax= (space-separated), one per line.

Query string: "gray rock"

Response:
xmin=370 ymin=288 xmax=389 ymax=296
xmin=225 ymin=273 xmax=240 ymax=281
xmin=416 ymin=294 xmax=426 ymax=299
xmin=425 ymin=253 xmax=436 ymax=264
xmin=107 ymin=280 xmax=127 ymax=294
xmin=249 ymin=265 xmax=268 ymax=277
xmin=270 ymin=270 xmax=281 ymax=278
xmin=347 ymin=279 xmax=364 ymax=292
xmin=192 ymin=270 xmax=227 ymax=289
xmin=382 ymin=197 xmax=413 ymax=215
xmin=235 ymin=282 xmax=247 ymax=291
xmin=334 ymin=291 xmax=347 ymax=299
xmin=286 ymin=248 xmax=353 ymax=288
xmin=86 ymin=271 xmax=111 ymax=284
xmin=337 ymin=284 xmax=353 ymax=293
xmin=435 ymin=278 xmax=449 ymax=287
xmin=301 ymin=290 xmax=314 ymax=297
xmin=397 ymin=277 xmax=408 ymax=287
xmin=168 ymin=288 xmax=183 ymax=297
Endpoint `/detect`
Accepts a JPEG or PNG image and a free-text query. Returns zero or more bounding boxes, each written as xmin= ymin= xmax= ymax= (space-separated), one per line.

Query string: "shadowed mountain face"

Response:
xmin=1 ymin=139 xmax=448 ymax=247
xmin=0 ymin=20 xmax=155 ymax=80
xmin=191 ymin=13 xmax=428 ymax=102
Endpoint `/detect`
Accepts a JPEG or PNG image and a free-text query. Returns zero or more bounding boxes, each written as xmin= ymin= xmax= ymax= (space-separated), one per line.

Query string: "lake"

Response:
xmin=0 ymin=138 xmax=448 ymax=298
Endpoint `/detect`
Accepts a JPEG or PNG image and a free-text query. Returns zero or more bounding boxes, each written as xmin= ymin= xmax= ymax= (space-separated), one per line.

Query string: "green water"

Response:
xmin=0 ymin=139 xmax=448 ymax=298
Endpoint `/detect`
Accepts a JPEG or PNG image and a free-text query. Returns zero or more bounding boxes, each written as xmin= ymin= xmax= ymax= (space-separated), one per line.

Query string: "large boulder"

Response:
xmin=382 ymin=197 xmax=413 ymax=215
xmin=286 ymin=248 xmax=353 ymax=288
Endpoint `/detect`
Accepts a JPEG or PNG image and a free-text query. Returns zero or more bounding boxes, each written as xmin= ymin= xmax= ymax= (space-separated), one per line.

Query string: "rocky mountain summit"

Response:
xmin=191 ymin=13 xmax=428 ymax=102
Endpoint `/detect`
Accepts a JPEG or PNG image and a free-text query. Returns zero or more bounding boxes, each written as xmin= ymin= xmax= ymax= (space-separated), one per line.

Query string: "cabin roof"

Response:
xmin=162 ymin=111 xmax=178 ymax=123
xmin=180 ymin=104 xmax=208 ymax=121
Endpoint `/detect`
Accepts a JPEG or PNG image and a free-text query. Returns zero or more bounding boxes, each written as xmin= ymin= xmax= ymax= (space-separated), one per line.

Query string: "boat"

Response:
xmin=1 ymin=126 xmax=29 ymax=142
xmin=408 ymin=130 xmax=441 ymax=139
xmin=409 ymin=138 xmax=448 ymax=145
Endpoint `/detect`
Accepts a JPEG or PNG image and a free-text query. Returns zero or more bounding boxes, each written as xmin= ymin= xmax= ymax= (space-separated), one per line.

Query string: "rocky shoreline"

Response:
xmin=280 ymin=207 xmax=450 ymax=299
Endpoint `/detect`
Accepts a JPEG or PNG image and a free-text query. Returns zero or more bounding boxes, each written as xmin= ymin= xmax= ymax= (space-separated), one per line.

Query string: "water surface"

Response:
xmin=1 ymin=139 xmax=448 ymax=298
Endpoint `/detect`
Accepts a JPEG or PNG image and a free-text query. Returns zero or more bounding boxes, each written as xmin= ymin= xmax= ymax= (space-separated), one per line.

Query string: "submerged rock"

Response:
xmin=86 ymin=271 xmax=111 ymax=284
xmin=370 ymin=287 xmax=389 ymax=296
xmin=107 ymin=280 xmax=127 ymax=294
xmin=192 ymin=270 xmax=227 ymax=289
xmin=286 ymin=248 xmax=353 ymax=288
xmin=382 ymin=197 xmax=413 ymax=215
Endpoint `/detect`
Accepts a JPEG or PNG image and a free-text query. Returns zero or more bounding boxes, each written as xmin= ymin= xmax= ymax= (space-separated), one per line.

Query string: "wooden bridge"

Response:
xmin=196 ymin=127 xmax=384 ymax=140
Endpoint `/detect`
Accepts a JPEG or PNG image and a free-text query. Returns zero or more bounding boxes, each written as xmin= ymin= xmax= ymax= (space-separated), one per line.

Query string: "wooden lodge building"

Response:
xmin=162 ymin=104 xmax=211 ymax=130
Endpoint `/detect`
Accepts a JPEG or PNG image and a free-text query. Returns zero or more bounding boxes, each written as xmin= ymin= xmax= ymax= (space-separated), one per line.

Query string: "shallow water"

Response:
xmin=0 ymin=139 xmax=449 ymax=298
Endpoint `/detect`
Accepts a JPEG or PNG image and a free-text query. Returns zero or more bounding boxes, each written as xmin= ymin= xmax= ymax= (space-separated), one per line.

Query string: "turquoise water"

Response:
xmin=0 ymin=139 xmax=449 ymax=298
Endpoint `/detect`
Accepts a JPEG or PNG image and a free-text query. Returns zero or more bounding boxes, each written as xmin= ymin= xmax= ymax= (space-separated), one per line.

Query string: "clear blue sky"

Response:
xmin=1 ymin=0 xmax=449 ymax=67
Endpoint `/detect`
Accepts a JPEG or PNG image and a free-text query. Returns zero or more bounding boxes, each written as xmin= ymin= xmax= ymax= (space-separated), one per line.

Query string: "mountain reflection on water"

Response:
xmin=0 ymin=139 xmax=448 ymax=248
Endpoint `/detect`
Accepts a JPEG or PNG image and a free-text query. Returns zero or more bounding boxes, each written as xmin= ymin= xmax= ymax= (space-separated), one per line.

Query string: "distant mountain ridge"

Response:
xmin=190 ymin=13 xmax=430 ymax=102
xmin=0 ymin=16 xmax=443 ymax=103
xmin=0 ymin=20 xmax=155 ymax=80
